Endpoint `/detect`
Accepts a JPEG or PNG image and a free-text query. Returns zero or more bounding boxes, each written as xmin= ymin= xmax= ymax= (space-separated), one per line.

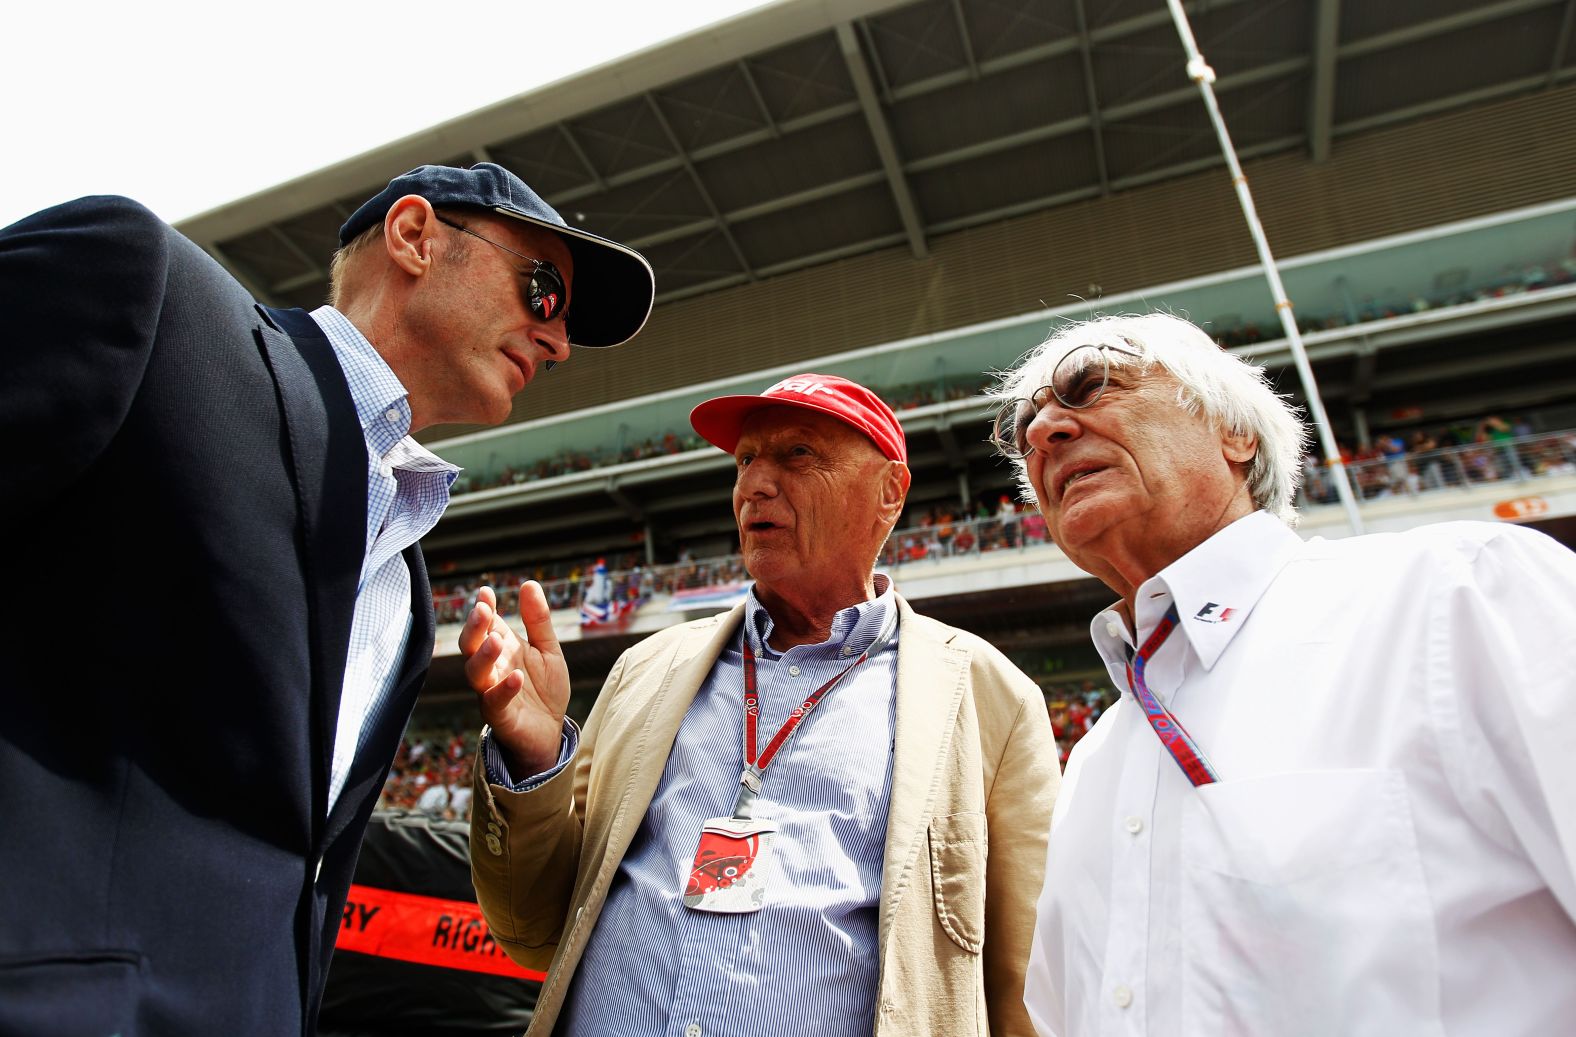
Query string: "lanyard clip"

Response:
xmin=732 ymin=768 xmax=762 ymax=820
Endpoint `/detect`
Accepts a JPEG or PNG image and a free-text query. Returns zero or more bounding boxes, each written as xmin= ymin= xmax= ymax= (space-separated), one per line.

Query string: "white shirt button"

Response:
xmin=1124 ymin=816 xmax=1144 ymax=835
xmin=384 ymin=407 xmax=400 ymax=422
xmin=1113 ymin=984 xmax=1134 ymax=1009
xmin=686 ymin=1025 xmax=702 ymax=1037
xmin=788 ymin=665 xmax=801 ymax=677
xmin=1105 ymin=618 xmax=1124 ymax=639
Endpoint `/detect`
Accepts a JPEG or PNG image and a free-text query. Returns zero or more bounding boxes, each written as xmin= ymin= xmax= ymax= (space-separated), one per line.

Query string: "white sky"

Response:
xmin=2 ymin=0 xmax=777 ymax=230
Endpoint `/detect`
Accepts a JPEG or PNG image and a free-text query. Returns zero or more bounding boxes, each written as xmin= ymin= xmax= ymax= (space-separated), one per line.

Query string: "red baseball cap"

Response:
xmin=690 ymin=373 xmax=907 ymax=462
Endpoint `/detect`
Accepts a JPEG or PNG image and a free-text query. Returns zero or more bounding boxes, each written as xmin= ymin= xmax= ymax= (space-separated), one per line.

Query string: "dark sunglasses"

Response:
xmin=433 ymin=214 xmax=568 ymax=325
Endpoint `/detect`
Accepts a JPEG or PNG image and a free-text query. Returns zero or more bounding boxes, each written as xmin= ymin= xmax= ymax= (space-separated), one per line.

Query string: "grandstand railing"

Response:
xmin=1298 ymin=430 xmax=1576 ymax=508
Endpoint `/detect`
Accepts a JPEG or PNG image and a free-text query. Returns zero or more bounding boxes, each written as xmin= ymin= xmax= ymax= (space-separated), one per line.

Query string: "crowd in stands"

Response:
xmin=431 ymin=549 xmax=756 ymax=625
xmin=431 ymin=413 xmax=1573 ymax=629
xmin=880 ymin=496 xmax=1045 ymax=565
xmin=376 ymin=721 xmax=479 ymax=821
xmin=1300 ymin=418 xmax=1576 ymax=505
xmin=430 ymin=494 xmax=1050 ymax=624
xmin=1043 ymin=680 xmax=1118 ymax=769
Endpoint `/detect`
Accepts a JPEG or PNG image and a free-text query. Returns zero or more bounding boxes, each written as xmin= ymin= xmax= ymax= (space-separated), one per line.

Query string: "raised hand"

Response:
xmin=458 ymin=581 xmax=571 ymax=777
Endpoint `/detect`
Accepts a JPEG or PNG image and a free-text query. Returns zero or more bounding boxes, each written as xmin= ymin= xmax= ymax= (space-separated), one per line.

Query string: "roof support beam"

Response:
xmin=1340 ymin=0 xmax=1563 ymax=58
xmin=856 ymin=19 xmax=896 ymax=104
xmin=736 ymin=61 xmax=780 ymax=137
xmin=1551 ymin=0 xmax=1576 ymax=84
xmin=547 ymin=102 xmax=862 ymax=208
xmin=643 ymin=93 xmax=756 ymax=280
xmin=1333 ymin=68 xmax=1576 ymax=138
xmin=950 ymin=0 xmax=979 ymax=80
xmin=935 ymin=418 xmax=967 ymax=470
xmin=627 ymin=170 xmax=887 ymax=252
xmin=1308 ymin=0 xmax=1341 ymax=161
xmin=837 ymin=21 xmax=928 ymax=259
xmin=1071 ymin=0 xmax=1111 ymax=195
xmin=885 ymin=0 xmax=1258 ymax=105
xmin=658 ymin=231 xmax=909 ymax=304
xmin=604 ymin=478 xmax=645 ymax=523
xmin=272 ymin=269 xmax=327 ymax=295
xmin=268 ymin=226 xmax=326 ymax=280
xmin=1350 ymin=339 xmax=1378 ymax=403
xmin=557 ymin=125 xmax=608 ymax=193
xmin=208 ymin=242 xmax=277 ymax=305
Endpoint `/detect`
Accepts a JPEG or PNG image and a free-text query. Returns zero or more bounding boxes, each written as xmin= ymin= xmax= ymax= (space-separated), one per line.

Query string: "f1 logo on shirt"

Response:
xmin=1193 ymin=602 xmax=1235 ymax=623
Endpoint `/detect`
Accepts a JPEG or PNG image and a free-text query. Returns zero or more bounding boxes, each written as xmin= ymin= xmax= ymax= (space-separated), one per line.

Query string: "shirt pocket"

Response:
xmin=928 ymin=810 xmax=988 ymax=953
xmin=1179 ymin=769 xmax=1444 ymax=1037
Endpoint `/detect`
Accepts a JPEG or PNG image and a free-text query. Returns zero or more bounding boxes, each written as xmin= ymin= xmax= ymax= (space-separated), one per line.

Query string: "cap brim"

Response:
xmin=494 ymin=207 xmax=654 ymax=348
xmin=690 ymin=394 xmax=843 ymax=454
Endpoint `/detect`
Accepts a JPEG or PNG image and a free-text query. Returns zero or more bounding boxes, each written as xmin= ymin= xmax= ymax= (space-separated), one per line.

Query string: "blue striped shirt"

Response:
xmin=554 ymin=577 xmax=901 ymax=1037
xmin=310 ymin=306 xmax=458 ymax=812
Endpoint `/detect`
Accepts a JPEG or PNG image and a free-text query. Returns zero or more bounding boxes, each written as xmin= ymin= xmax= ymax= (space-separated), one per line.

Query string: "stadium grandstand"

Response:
xmin=174 ymin=0 xmax=1576 ymax=1022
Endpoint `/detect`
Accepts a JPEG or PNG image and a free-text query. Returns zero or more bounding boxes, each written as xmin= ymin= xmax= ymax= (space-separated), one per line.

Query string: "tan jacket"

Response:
xmin=471 ymin=595 xmax=1059 ymax=1036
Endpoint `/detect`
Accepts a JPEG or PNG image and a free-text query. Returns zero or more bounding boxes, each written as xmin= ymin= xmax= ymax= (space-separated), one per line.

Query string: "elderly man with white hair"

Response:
xmin=993 ymin=313 xmax=1576 ymax=1037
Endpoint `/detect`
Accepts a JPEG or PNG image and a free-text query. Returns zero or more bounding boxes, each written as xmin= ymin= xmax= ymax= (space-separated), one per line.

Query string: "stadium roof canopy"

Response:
xmin=179 ymin=0 xmax=1576 ymax=312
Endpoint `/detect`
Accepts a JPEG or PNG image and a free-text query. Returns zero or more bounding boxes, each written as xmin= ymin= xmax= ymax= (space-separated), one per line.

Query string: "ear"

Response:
xmin=879 ymin=461 xmax=912 ymax=522
xmin=384 ymin=195 xmax=438 ymax=277
xmin=1221 ymin=427 xmax=1257 ymax=466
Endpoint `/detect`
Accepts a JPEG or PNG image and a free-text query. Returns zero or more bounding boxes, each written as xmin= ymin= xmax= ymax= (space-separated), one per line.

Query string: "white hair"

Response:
xmin=990 ymin=312 xmax=1309 ymax=525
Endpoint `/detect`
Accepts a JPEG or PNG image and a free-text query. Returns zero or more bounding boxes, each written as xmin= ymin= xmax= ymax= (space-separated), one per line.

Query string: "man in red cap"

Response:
xmin=459 ymin=373 xmax=1058 ymax=1037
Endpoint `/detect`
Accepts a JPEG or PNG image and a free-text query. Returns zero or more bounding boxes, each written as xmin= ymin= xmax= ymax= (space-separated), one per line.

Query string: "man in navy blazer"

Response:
xmin=0 ymin=164 xmax=653 ymax=1035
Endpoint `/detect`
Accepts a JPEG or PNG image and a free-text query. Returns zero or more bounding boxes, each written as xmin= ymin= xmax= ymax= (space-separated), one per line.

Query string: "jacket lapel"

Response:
xmin=253 ymin=305 xmax=367 ymax=836
xmin=879 ymin=595 xmax=968 ymax=947
xmin=323 ymin=542 xmax=436 ymax=847
xmin=597 ymin=605 xmax=746 ymax=875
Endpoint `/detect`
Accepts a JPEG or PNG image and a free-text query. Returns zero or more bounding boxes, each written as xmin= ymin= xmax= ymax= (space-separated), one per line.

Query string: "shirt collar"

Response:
xmin=309 ymin=305 xmax=459 ymax=480
xmin=746 ymin=572 xmax=897 ymax=660
xmin=1090 ymin=509 xmax=1304 ymax=672
xmin=311 ymin=306 xmax=413 ymax=453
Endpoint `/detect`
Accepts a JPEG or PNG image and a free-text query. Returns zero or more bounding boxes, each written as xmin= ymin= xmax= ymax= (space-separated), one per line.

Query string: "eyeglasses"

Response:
xmin=991 ymin=340 xmax=1145 ymax=458
xmin=434 ymin=214 xmax=568 ymax=325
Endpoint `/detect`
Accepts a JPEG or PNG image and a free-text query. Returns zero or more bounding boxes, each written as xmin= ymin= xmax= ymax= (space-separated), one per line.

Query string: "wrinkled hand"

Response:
xmin=458 ymin=582 xmax=570 ymax=777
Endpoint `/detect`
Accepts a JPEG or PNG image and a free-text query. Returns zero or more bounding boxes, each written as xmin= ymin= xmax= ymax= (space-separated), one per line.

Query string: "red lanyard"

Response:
xmin=1123 ymin=604 xmax=1220 ymax=787
xmin=732 ymin=629 xmax=878 ymax=817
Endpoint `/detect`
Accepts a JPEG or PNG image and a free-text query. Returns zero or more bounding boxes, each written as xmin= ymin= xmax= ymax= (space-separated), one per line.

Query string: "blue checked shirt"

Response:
xmin=311 ymin=306 xmax=458 ymax=813
xmin=486 ymin=576 xmax=901 ymax=1037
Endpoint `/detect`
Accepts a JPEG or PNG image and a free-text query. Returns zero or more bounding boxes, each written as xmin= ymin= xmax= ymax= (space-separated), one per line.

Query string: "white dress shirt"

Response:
xmin=1026 ymin=510 xmax=1576 ymax=1037
xmin=311 ymin=306 xmax=458 ymax=812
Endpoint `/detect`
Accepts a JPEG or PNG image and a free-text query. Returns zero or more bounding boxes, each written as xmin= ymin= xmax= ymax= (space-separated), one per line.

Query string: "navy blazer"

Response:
xmin=0 ymin=197 xmax=434 ymax=1035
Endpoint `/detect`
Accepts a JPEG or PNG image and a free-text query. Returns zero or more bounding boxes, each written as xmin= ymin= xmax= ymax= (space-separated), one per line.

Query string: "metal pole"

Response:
xmin=1165 ymin=0 xmax=1365 ymax=535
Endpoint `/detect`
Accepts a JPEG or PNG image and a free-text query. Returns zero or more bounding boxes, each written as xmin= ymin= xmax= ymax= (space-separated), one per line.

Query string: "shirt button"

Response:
xmin=788 ymin=665 xmax=801 ymax=677
xmin=1105 ymin=619 xmax=1123 ymax=639
xmin=1113 ymin=984 xmax=1134 ymax=1009
xmin=685 ymin=1025 xmax=702 ymax=1037
xmin=1124 ymin=816 xmax=1144 ymax=835
xmin=385 ymin=407 xmax=400 ymax=422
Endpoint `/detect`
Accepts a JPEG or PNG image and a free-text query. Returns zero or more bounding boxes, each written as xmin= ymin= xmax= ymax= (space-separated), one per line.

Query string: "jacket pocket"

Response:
xmin=928 ymin=811 xmax=988 ymax=953
xmin=0 ymin=950 xmax=144 ymax=1037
